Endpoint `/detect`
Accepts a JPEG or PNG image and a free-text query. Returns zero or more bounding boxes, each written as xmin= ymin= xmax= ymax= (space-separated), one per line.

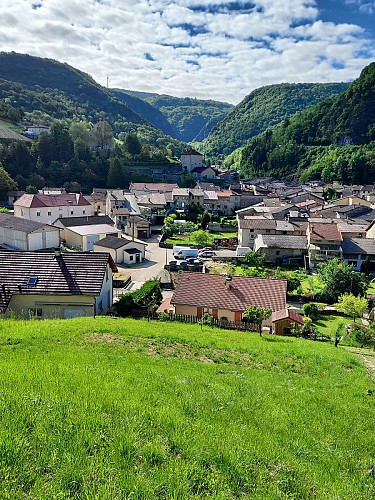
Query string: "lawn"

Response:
xmin=166 ymin=231 xmax=238 ymax=247
xmin=0 ymin=317 xmax=374 ymax=499
xmin=300 ymin=274 xmax=324 ymax=295
xmin=313 ymin=313 xmax=351 ymax=339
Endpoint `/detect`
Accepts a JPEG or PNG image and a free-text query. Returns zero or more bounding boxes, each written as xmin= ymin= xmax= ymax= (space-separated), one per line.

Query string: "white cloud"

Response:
xmin=0 ymin=0 xmax=374 ymax=103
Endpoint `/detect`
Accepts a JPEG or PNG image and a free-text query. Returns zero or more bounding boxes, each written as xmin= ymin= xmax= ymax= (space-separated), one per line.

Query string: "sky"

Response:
xmin=0 ymin=0 xmax=374 ymax=104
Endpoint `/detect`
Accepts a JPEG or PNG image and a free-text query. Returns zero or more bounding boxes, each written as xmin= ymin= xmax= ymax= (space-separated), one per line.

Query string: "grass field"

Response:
xmin=0 ymin=317 xmax=374 ymax=499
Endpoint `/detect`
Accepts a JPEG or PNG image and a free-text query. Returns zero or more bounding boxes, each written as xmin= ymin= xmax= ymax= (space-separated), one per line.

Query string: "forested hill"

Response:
xmin=200 ymin=82 xmax=348 ymax=159
xmin=0 ymin=52 xmax=182 ymax=149
xmin=124 ymin=90 xmax=234 ymax=142
xmin=238 ymin=63 xmax=375 ymax=184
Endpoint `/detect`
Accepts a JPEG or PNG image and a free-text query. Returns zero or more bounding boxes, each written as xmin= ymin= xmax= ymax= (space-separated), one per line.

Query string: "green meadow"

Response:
xmin=0 ymin=317 xmax=374 ymax=499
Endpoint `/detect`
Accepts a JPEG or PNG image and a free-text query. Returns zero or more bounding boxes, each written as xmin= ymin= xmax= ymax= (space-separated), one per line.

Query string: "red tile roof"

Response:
xmin=14 ymin=193 xmax=91 ymax=208
xmin=171 ymin=273 xmax=287 ymax=313
xmin=272 ymin=308 xmax=304 ymax=324
xmin=308 ymin=222 xmax=342 ymax=241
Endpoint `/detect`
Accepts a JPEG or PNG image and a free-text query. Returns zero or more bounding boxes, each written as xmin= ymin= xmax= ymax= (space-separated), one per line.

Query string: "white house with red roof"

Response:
xmin=14 ymin=193 xmax=94 ymax=225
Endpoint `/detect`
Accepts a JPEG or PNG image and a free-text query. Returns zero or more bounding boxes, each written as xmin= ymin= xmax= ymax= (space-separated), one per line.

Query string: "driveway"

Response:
xmin=116 ymin=235 xmax=173 ymax=291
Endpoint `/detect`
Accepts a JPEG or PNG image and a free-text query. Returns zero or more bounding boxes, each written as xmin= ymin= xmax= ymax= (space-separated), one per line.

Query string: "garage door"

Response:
xmin=63 ymin=309 xmax=85 ymax=319
xmin=86 ymin=235 xmax=100 ymax=251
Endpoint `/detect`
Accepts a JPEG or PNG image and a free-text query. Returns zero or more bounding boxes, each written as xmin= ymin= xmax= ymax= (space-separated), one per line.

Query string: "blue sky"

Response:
xmin=0 ymin=0 xmax=374 ymax=103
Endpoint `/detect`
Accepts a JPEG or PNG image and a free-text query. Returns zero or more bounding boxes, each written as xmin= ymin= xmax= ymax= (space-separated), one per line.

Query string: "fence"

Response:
xmin=126 ymin=309 xmax=259 ymax=332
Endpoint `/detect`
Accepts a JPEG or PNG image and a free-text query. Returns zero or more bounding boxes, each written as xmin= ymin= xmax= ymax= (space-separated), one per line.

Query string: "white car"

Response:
xmin=198 ymin=250 xmax=216 ymax=258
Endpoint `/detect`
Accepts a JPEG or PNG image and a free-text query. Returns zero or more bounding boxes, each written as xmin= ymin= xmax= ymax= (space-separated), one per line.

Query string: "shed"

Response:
xmin=93 ymin=235 xmax=146 ymax=264
xmin=272 ymin=309 xmax=304 ymax=335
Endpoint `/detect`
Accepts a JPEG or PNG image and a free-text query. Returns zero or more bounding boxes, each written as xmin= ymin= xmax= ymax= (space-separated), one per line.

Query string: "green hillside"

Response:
xmin=0 ymin=317 xmax=374 ymax=498
xmin=200 ymin=82 xmax=348 ymax=159
xmin=238 ymin=63 xmax=375 ymax=183
xmin=0 ymin=52 xmax=182 ymax=149
xmin=143 ymin=94 xmax=233 ymax=142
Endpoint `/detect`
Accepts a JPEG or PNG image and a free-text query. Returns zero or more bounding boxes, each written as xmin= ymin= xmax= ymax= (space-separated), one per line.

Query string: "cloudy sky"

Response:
xmin=1 ymin=0 xmax=374 ymax=104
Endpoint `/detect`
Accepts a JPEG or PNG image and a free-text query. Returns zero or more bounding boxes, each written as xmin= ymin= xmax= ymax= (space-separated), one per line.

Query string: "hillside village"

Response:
xmin=1 ymin=142 xmax=375 ymax=336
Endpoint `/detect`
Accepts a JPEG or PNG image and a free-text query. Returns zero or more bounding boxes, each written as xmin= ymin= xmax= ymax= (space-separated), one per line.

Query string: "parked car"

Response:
xmin=179 ymin=260 xmax=189 ymax=269
xmin=198 ymin=250 xmax=216 ymax=258
xmin=199 ymin=246 xmax=213 ymax=252
xmin=175 ymin=248 xmax=199 ymax=259
xmin=168 ymin=260 xmax=178 ymax=269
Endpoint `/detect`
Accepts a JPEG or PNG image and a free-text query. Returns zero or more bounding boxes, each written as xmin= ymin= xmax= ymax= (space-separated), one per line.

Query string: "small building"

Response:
xmin=0 ymin=213 xmax=60 ymax=251
xmin=24 ymin=124 xmax=50 ymax=137
xmin=64 ymin=224 xmax=120 ymax=251
xmin=253 ymin=234 xmax=308 ymax=265
xmin=53 ymin=215 xmax=114 ymax=241
xmin=272 ymin=309 xmax=304 ymax=335
xmin=307 ymin=222 xmax=342 ymax=267
xmin=341 ymin=238 xmax=375 ymax=272
xmin=124 ymin=215 xmax=151 ymax=240
xmin=0 ymin=250 xmax=117 ymax=319
xmin=93 ymin=235 xmax=146 ymax=265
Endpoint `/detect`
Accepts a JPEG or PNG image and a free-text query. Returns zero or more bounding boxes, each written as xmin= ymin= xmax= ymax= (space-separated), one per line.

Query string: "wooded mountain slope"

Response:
xmin=0 ymin=52 xmax=182 ymax=149
xmin=200 ymin=82 xmax=348 ymax=159
xmin=128 ymin=91 xmax=233 ymax=142
xmin=238 ymin=63 xmax=375 ymax=183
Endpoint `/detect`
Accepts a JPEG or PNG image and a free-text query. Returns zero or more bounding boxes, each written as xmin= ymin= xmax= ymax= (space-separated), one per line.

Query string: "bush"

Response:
xmin=302 ymin=303 xmax=320 ymax=320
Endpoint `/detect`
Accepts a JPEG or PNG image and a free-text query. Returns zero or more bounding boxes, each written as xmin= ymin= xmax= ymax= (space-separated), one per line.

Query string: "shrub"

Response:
xmin=302 ymin=303 xmax=320 ymax=320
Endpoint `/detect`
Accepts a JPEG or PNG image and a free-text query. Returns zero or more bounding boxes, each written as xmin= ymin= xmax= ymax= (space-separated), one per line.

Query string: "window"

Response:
xmin=129 ymin=255 xmax=134 ymax=261
xmin=250 ymin=229 xmax=254 ymax=233
xmin=70 ymin=210 xmax=74 ymax=215
xmin=21 ymin=209 xmax=24 ymax=216
xmin=48 ymin=211 xmax=52 ymax=216
xmin=36 ymin=211 xmax=41 ymax=217
xmin=28 ymin=308 xmax=42 ymax=319
xmin=83 ymin=209 xmax=86 ymax=215
xmin=27 ymin=276 xmax=38 ymax=286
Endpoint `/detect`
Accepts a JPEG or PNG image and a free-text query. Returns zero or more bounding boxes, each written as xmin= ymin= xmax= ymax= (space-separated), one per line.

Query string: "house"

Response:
xmin=64 ymin=224 xmax=120 ymax=251
xmin=0 ymin=213 xmax=60 ymax=251
xmin=7 ymin=190 xmax=25 ymax=207
xmin=170 ymin=273 xmax=287 ymax=325
xmin=14 ymin=193 xmax=93 ymax=224
xmin=93 ymin=235 xmax=146 ymax=264
xmin=341 ymin=238 xmax=375 ymax=272
xmin=307 ymin=222 xmax=342 ymax=267
xmin=191 ymin=166 xmax=218 ymax=181
xmin=0 ymin=249 xmax=117 ymax=318
xmin=238 ymin=217 xmax=277 ymax=249
xmin=253 ymin=234 xmax=308 ymax=265
xmin=105 ymin=190 xmax=140 ymax=230
xmin=53 ymin=215 xmax=114 ymax=241
xmin=24 ymin=124 xmax=50 ymax=137
xmin=180 ymin=149 xmax=203 ymax=173
xmin=172 ymin=188 xmax=190 ymax=209
xmin=124 ymin=215 xmax=151 ymax=240
xmin=85 ymin=190 xmax=107 ymax=214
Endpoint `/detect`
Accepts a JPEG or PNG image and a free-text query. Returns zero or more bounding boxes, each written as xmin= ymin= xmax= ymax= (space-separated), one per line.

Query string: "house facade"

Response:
xmin=94 ymin=235 xmax=147 ymax=264
xmin=0 ymin=250 xmax=117 ymax=319
xmin=180 ymin=149 xmax=203 ymax=173
xmin=64 ymin=224 xmax=120 ymax=251
xmin=14 ymin=193 xmax=93 ymax=224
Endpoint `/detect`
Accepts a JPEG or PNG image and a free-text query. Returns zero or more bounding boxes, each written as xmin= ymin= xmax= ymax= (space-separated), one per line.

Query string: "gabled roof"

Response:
xmin=171 ymin=273 xmax=287 ymax=313
xmin=181 ymin=148 xmax=203 ymax=156
xmin=14 ymin=193 xmax=91 ymax=208
xmin=238 ymin=218 xmax=277 ymax=230
xmin=0 ymin=250 xmax=117 ymax=313
xmin=54 ymin=215 xmax=114 ymax=228
xmin=341 ymin=238 xmax=375 ymax=255
xmin=192 ymin=166 xmax=213 ymax=173
xmin=256 ymin=234 xmax=308 ymax=250
xmin=129 ymin=183 xmax=178 ymax=192
xmin=272 ymin=308 xmax=304 ymax=324
xmin=95 ymin=235 xmax=146 ymax=249
xmin=0 ymin=213 xmax=59 ymax=233
xmin=308 ymin=223 xmax=342 ymax=241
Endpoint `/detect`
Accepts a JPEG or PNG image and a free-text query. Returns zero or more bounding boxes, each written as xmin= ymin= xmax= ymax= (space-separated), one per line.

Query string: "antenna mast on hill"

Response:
xmin=106 ymin=76 xmax=109 ymax=89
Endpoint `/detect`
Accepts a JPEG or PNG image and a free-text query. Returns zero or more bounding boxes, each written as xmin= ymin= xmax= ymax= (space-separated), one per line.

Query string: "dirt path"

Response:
xmin=343 ymin=346 xmax=375 ymax=383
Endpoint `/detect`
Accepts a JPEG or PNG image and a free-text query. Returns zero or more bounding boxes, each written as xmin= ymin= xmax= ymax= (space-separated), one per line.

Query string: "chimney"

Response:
xmin=225 ymin=276 xmax=232 ymax=288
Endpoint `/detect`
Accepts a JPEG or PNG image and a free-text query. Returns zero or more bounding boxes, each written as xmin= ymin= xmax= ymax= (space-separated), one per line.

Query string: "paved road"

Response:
xmin=116 ymin=235 xmax=173 ymax=291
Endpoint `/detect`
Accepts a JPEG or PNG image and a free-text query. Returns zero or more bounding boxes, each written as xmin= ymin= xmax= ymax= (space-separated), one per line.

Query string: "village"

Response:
xmin=0 ymin=147 xmax=374 ymax=337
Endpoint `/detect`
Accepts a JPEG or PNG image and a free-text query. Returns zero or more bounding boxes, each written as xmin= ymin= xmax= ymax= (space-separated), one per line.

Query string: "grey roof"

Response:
xmin=238 ymin=218 xmax=277 ymax=230
xmin=275 ymin=220 xmax=297 ymax=232
xmin=54 ymin=215 xmax=114 ymax=228
xmin=0 ymin=125 xmax=31 ymax=141
xmin=0 ymin=213 xmax=59 ymax=233
xmin=94 ymin=235 xmax=128 ymax=249
xmin=0 ymin=250 xmax=117 ymax=313
xmin=342 ymin=238 xmax=375 ymax=255
xmin=257 ymin=234 xmax=308 ymax=250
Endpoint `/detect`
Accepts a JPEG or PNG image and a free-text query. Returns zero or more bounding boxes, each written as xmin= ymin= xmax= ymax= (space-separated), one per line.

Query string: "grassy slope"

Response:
xmin=0 ymin=317 xmax=374 ymax=499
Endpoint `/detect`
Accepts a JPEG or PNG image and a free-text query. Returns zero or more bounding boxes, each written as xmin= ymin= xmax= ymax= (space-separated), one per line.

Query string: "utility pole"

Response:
xmin=106 ymin=76 xmax=109 ymax=89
